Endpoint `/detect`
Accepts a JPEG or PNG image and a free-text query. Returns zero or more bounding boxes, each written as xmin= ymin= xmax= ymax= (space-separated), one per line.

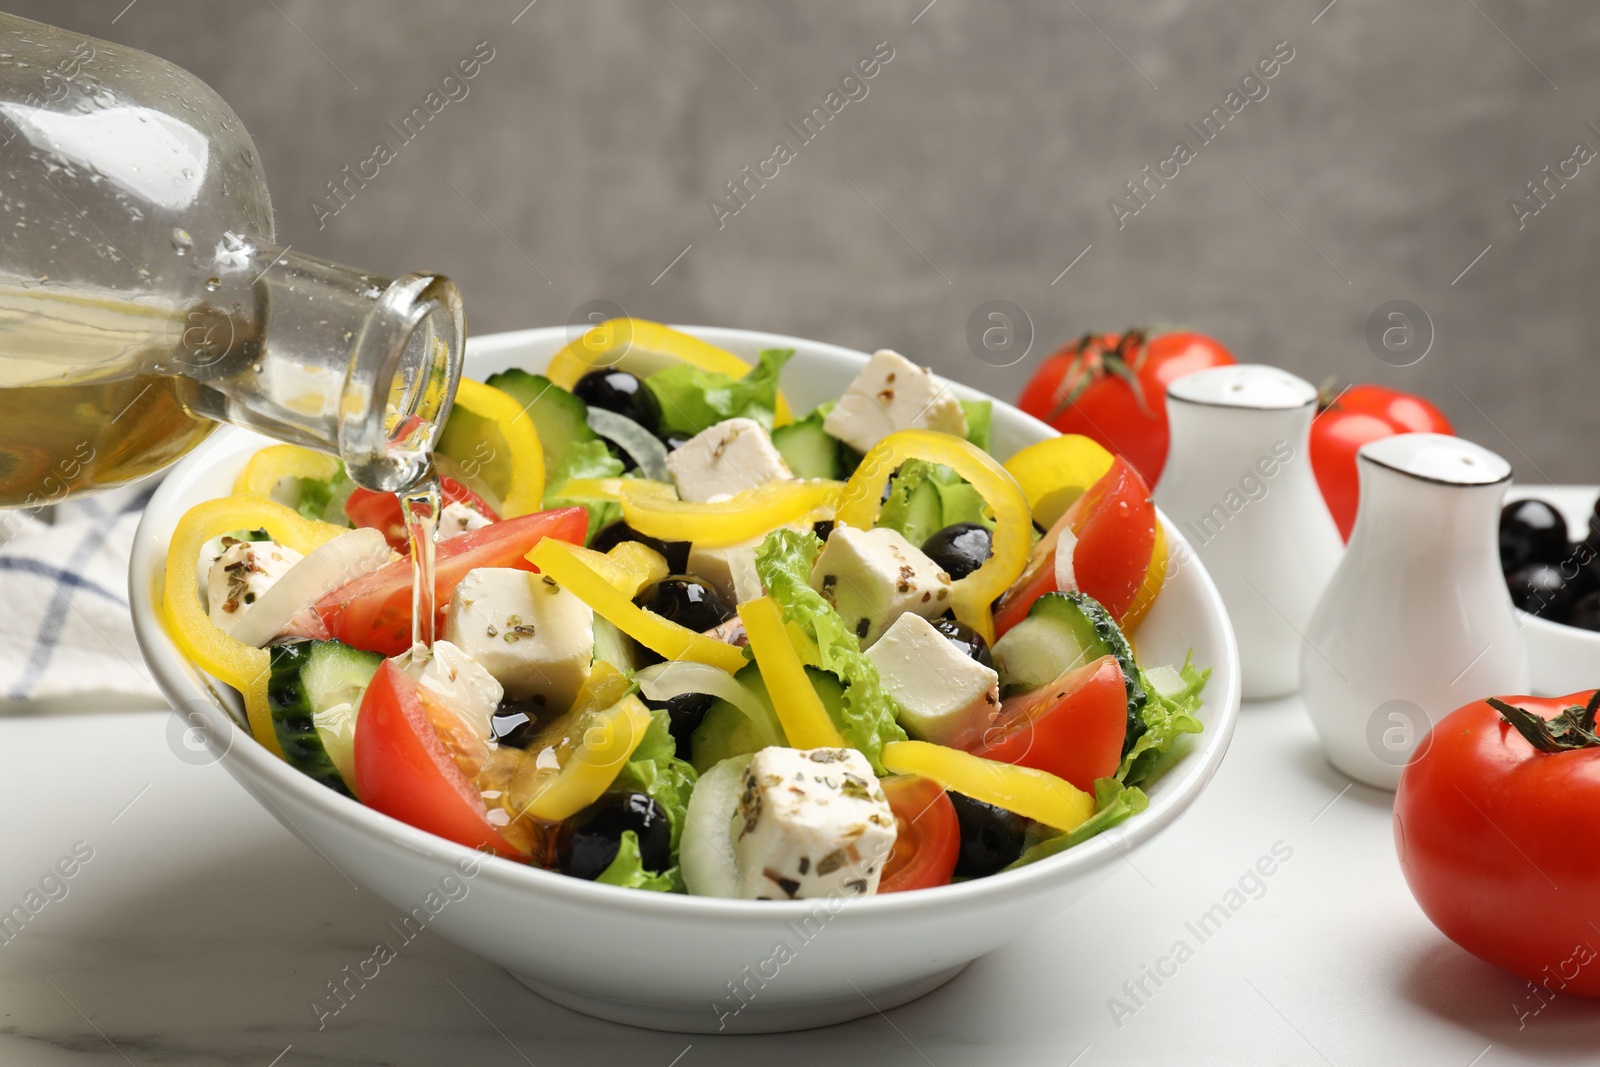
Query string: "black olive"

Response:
xmin=949 ymin=791 xmax=1026 ymax=878
xmin=1506 ymin=563 xmax=1576 ymax=620
xmin=556 ymin=792 xmax=670 ymax=880
xmin=1569 ymin=590 xmax=1600 ymax=632
xmin=812 ymin=520 xmax=836 ymax=542
xmin=489 ymin=699 xmax=546 ymax=749
xmin=922 ymin=522 xmax=994 ymax=581
xmin=642 ymin=690 xmax=715 ymax=760
xmin=1500 ymin=499 xmax=1568 ymax=572
xmin=929 ymin=617 xmax=994 ymax=670
xmin=573 ymin=370 xmax=662 ymax=434
xmin=591 ymin=521 xmax=689 ymax=574
xmin=635 ymin=575 xmax=735 ymax=633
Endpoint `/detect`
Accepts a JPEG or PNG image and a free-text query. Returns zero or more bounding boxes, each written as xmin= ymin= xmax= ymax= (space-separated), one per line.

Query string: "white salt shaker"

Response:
xmin=1301 ymin=433 xmax=1529 ymax=790
xmin=1154 ymin=365 xmax=1343 ymax=700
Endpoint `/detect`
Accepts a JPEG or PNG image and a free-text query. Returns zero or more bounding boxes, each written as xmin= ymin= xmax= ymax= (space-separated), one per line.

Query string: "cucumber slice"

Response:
xmin=771 ymin=416 xmax=842 ymax=479
xmin=267 ymin=640 xmax=383 ymax=796
xmin=484 ymin=369 xmax=597 ymax=472
xmin=993 ymin=592 xmax=1147 ymax=753
xmin=591 ymin=616 xmax=639 ymax=674
xmin=688 ymin=661 xmax=848 ymax=773
xmin=680 ymin=753 xmax=753 ymax=898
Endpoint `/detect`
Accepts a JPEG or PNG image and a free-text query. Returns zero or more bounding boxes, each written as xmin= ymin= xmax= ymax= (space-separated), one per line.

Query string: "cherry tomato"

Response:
xmin=1395 ymin=689 xmax=1600 ymax=996
xmin=1017 ymin=329 xmax=1235 ymax=485
xmin=994 ymin=457 xmax=1156 ymax=634
xmin=878 ymin=775 xmax=960 ymax=893
xmin=308 ymin=507 xmax=588 ymax=655
xmin=968 ymin=655 xmax=1128 ymax=792
xmin=344 ymin=477 xmax=500 ymax=550
xmin=353 ymin=659 xmax=527 ymax=858
xmin=1310 ymin=384 xmax=1453 ymax=541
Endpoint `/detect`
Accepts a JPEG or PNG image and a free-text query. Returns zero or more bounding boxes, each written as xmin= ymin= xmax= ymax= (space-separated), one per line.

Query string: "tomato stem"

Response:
xmin=1489 ymin=691 xmax=1600 ymax=753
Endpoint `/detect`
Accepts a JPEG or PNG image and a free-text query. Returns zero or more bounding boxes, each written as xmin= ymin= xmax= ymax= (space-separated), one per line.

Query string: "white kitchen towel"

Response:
xmin=0 ymin=482 xmax=166 ymax=705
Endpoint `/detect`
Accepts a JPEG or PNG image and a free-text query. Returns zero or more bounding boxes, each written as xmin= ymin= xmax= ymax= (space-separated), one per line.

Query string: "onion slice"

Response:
xmin=634 ymin=660 xmax=783 ymax=748
xmin=231 ymin=528 xmax=391 ymax=647
xmin=586 ymin=408 xmax=671 ymax=482
xmin=680 ymin=752 xmax=752 ymax=898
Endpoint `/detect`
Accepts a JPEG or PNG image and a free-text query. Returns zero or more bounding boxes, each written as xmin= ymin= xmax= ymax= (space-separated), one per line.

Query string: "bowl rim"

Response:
xmin=130 ymin=324 xmax=1242 ymax=919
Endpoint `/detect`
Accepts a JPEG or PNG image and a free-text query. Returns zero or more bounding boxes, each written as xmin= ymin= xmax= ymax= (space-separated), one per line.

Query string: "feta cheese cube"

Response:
xmin=665 ymin=417 xmax=792 ymax=503
xmin=414 ymin=639 xmax=504 ymax=741
xmin=437 ymin=501 xmax=493 ymax=542
xmin=443 ymin=567 xmax=594 ymax=709
xmin=206 ymin=539 xmax=302 ymax=634
xmin=733 ymin=746 xmax=897 ymax=900
xmin=822 ymin=350 xmax=968 ymax=454
xmin=687 ymin=539 xmax=764 ymax=607
xmin=866 ymin=613 xmax=1000 ymax=748
xmin=810 ymin=525 xmax=953 ymax=646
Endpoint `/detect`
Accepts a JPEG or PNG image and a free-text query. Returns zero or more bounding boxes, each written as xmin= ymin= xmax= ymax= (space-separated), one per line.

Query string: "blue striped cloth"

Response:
xmin=0 ymin=481 xmax=165 ymax=705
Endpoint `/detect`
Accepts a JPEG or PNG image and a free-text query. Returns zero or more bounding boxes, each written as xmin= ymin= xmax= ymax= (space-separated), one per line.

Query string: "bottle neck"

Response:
xmin=178 ymin=242 xmax=463 ymax=493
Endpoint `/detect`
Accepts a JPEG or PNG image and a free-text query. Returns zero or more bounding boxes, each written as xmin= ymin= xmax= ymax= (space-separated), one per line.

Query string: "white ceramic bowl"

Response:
xmin=1504 ymin=486 xmax=1600 ymax=696
xmin=130 ymin=326 xmax=1242 ymax=1034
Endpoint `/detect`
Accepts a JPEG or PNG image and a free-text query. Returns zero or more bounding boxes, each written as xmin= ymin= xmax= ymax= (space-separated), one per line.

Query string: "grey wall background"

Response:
xmin=18 ymin=0 xmax=1598 ymax=482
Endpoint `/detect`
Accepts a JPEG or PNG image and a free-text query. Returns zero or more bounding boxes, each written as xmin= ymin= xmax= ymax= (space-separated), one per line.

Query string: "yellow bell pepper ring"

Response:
xmin=1002 ymin=434 xmax=1114 ymax=529
xmin=516 ymin=694 xmax=653 ymax=822
xmin=1121 ymin=521 xmax=1168 ymax=633
xmin=527 ymin=538 xmax=747 ymax=674
xmin=532 ymin=541 xmax=667 ymax=600
xmin=233 ymin=445 xmax=342 ymax=500
xmin=880 ymin=740 xmax=1095 ymax=832
xmin=435 ymin=378 xmax=545 ymax=517
xmin=619 ymin=478 xmax=843 ymax=548
xmin=836 ymin=429 xmax=1031 ymax=645
xmin=738 ymin=596 xmax=845 ymax=749
xmin=544 ymin=318 xmax=794 ymax=426
xmin=162 ymin=496 xmax=351 ymax=760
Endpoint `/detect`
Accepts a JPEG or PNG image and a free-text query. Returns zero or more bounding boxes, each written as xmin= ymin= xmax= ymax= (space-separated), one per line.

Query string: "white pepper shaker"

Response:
xmin=1155 ymin=365 xmax=1343 ymax=700
xmin=1301 ymin=433 xmax=1529 ymax=789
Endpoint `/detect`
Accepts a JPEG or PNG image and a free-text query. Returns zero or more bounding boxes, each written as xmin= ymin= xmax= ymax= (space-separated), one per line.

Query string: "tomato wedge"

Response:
xmin=878 ymin=775 xmax=960 ymax=893
xmin=969 ymin=655 xmax=1128 ymax=793
xmin=308 ymin=507 xmax=588 ymax=655
xmin=345 ymin=478 xmax=500 ymax=550
xmin=994 ymin=457 xmax=1156 ymax=634
xmin=353 ymin=660 xmax=527 ymax=858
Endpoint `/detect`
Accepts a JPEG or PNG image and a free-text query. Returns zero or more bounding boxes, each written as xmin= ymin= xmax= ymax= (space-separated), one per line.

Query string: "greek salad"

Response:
xmin=162 ymin=320 xmax=1208 ymax=899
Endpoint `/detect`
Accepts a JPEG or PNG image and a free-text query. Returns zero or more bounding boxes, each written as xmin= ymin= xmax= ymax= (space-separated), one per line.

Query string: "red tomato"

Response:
xmin=344 ymin=478 xmax=500 ymax=550
xmin=310 ymin=507 xmax=587 ymax=656
xmin=878 ymin=775 xmax=960 ymax=893
xmin=994 ymin=457 xmax=1156 ymax=634
xmin=1395 ymin=690 xmax=1600 ymax=996
xmin=353 ymin=659 xmax=527 ymax=858
xmin=968 ymin=655 xmax=1128 ymax=792
xmin=1310 ymin=384 xmax=1453 ymax=541
xmin=1017 ymin=329 xmax=1235 ymax=484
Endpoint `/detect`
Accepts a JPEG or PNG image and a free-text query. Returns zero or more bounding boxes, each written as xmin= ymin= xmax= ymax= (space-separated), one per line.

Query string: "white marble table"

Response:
xmin=3 ymin=693 xmax=1598 ymax=1066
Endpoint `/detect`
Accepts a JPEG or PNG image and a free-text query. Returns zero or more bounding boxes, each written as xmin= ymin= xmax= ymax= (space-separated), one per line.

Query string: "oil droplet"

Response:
xmin=170 ymin=228 xmax=193 ymax=255
xmin=204 ymin=277 xmax=221 ymax=292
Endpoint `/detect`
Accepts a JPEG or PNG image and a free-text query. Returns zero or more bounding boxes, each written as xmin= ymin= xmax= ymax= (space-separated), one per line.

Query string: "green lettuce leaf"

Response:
xmin=877 ymin=459 xmax=995 ymax=548
xmin=280 ymin=465 xmax=353 ymax=526
xmin=960 ymin=399 xmax=993 ymax=452
xmin=596 ymin=831 xmax=680 ymax=892
xmin=645 ymin=348 xmax=794 ymax=437
xmin=610 ymin=706 xmax=698 ymax=859
xmin=753 ymin=529 xmax=908 ymax=772
xmin=1118 ymin=655 xmax=1208 ymax=787
xmin=1005 ymin=777 xmax=1150 ymax=870
xmin=541 ymin=439 xmax=626 ymax=543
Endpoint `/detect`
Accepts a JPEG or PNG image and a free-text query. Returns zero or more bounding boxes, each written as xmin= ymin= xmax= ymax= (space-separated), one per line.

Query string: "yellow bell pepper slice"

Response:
xmin=162 ymin=497 xmax=350 ymax=760
xmin=527 ymin=538 xmax=746 ymax=673
xmin=619 ymin=478 xmax=842 ymax=548
xmin=533 ymin=540 xmax=668 ymax=600
xmin=881 ymin=740 xmax=1094 ymax=832
xmin=1122 ymin=522 xmax=1167 ymax=632
xmin=738 ymin=596 xmax=844 ymax=749
xmin=836 ymin=429 xmax=1030 ymax=645
xmin=435 ymin=378 xmax=545 ymax=517
xmin=514 ymin=692 xmax=654 ymax=822
xmin=1003 ymin=434 xmax=1114 ymax=529
xmin=544 ymin=317 xmax=794 ymax=426
xmin=232 ymin=445 xmax=342 ymax=500
xmin=551 ymin=477 xmax=629 ymax=503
